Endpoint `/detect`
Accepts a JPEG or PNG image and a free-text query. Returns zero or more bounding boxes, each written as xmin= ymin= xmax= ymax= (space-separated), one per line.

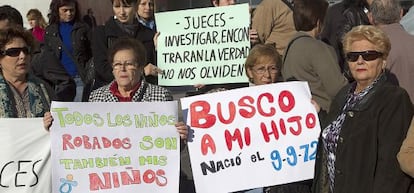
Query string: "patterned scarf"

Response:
xmin=322 ymin=74 xmax=384 ymax=193
xmin=0 ymin=73 xmax=50 ymax=118
xmin=115 ymin=19 xmax=139 ymax=36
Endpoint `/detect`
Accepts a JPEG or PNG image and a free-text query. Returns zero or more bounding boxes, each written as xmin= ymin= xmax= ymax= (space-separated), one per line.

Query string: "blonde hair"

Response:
xmin=26 ymin=9 xmax=47 ymax=29
xmin=244 ymin=44 xmax=281 ymax=83
xmin=342 ymin=25 xmax=391 ymax=59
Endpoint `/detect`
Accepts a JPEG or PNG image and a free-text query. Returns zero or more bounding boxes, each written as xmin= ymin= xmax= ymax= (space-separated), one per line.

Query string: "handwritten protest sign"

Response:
xmin=155 ymin=4 xmax=250 ymax=86
xmin=180 ymin=82 xmax=321 ymax=193
xmin=0 ymin=118 xmax=51 ymax=193
xmin=50 ymin=102 xmax=180 ymax=193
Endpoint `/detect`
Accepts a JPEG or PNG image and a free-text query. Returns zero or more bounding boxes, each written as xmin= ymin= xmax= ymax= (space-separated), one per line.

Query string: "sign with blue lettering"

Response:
xmin=155 ymin=4 xmax=250 ymax=86
xmin=180 ymin=82 xmax=321 ymax=193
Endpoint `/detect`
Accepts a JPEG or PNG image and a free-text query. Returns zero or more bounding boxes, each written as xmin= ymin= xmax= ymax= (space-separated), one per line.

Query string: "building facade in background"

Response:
xmin=3 ymin=0 xmax=412 ymax=29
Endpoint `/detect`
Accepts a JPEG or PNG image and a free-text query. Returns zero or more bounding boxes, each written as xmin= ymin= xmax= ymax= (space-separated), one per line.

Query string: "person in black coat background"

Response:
xmin=92 ymin=0 xmax=157 ymax=91
xmin=31 ymin=44 xmax=76 ymax=101
xmin=82 ymin=8 xmax=97 ymax=30
xmin=320 ymin=0 xmax=371 ymax=79
xmin=44 ymin=0 xmax=93 ymax=101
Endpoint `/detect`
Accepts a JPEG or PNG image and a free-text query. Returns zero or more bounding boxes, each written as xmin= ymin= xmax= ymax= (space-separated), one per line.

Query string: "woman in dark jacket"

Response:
xmin=44 ymin=0 xmax=92 ymax=101
xmin=92 ymin=0 xmax=157 ymax=91
xmin=320 ymin=0 xmax=370 ymax=77
xmin=312 ymin=25 xmax=414 ymax=193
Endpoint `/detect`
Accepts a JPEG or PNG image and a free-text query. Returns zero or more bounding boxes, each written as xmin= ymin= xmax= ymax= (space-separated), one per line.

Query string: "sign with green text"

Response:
xmin=181 ymin=82 xmax=320 ymax=193
xmin=50 ymin=102 xmax=180 ymax=193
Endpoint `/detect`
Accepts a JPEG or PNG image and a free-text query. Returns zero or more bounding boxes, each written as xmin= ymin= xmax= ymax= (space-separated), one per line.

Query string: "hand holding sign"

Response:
xmin=155 ymin=4 xmax=250 ymax=86
xmin=50 ymin=102 xmax=181 ymax=193
xmin=181 ymin=82 xmax=321 ymax=193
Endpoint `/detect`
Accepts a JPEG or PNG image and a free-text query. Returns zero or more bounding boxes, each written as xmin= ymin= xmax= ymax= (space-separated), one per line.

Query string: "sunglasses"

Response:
xmin=346 ymin=50 xmax=383 ymax=62
xmin=0 ymin=47 xmax=30 ymax=57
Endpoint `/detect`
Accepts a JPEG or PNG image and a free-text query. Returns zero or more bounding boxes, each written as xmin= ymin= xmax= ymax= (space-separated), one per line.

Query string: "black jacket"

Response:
xmin=92 ymin=17 xmax=156 ymax=89
xmin=83 ymin=15 xmax=96 ymax=29
xmin=31 ymin=44 xmax=76 ymax=102
xmin=320 ymin=2 xmax=369 ymax=76
xmin=44 ymin=21 xmax=92 ymax=83
xmin=312 ymin=76 xmax=414 ymax=193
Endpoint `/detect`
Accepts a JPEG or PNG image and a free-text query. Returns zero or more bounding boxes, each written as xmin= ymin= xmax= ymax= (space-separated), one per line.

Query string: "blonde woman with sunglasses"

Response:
xmin=312 ymin=25 xmax=414 ymax=193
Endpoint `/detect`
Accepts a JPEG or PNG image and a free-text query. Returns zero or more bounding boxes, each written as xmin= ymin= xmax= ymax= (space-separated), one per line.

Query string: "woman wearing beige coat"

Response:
xmin=397 ymin=117 xmax=414 ymax=177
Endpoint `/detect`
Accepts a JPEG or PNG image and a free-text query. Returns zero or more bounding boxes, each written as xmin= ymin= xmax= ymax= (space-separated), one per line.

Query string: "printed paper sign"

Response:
xmin=0 ymin=118 xmax=52 ymax=193
xmin=50 ymin=102 xmax=180 ymax=193
xmin=180 ymin=82 xmax=321 ymax=193
xmin=155 ymin=4 xmax=250 ymax=86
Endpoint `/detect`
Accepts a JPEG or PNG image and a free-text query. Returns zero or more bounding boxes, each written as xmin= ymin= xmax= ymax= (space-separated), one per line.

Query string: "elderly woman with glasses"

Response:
xmin=93 ymin=37 xmax=188 ymax=138
xmin=0 ymin=28 xmax=54 ymax=118
xmin=44 ymin=37 xmax=187 ymax=139
xmin=312 ymin=25 xmax=414 ymax=193
xmin=245 ymin=44 xmax=281 ymax=86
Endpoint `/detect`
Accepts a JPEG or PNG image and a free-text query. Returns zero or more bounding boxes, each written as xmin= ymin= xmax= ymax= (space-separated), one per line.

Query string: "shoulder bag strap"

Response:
xmin=58 ymin=37 xmax=78 ymax=65
xmin=281 ymin=0 xmax=294 ymax=10
xmin=282 ymin=35 xmax=309 ymax=67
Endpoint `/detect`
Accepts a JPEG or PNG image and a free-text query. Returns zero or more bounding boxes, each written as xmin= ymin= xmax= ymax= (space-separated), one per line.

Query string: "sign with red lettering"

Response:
xmin=155 ymin=4 xmax=250 ymax=86
xmin=0 ymin=118 xmax=51 ymax=193
xmin=50 ymin=102 xmax=180 ymax=193
xmin=180 ymin=82 xmax=321 ymax=193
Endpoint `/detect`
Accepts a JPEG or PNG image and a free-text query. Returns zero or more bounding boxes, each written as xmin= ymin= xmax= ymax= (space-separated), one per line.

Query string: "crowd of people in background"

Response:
xmin=0 ymin=0 xmax=414 ymax=192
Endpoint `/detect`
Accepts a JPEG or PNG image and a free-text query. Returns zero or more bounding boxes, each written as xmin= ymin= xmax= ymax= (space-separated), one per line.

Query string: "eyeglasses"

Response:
xmin=112 ymin=61 xmax=137 ymax=70
xmin=253 ymin=65 xmax=278 ymax=74
xmin=346 ymin=50 xmax=383 ymax=62
xmin=0 ymin=47 xmax=30 ymax=57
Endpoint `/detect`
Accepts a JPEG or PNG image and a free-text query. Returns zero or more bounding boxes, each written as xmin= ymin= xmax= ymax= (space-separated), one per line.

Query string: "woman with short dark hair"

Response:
xmin=44 ymin=37 xmax=187 ymax=138
xmin=0 ymin=27 xmax=54 ymax=117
